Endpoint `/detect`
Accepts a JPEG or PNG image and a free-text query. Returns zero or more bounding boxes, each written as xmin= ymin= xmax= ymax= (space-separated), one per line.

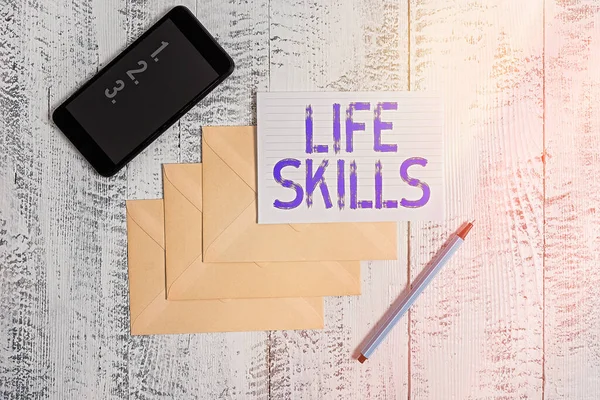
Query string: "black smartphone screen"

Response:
xmin=67 ymin=18 xmax=218 ymax=164
xmin=53 ymin=6 xmax=234 ymax=176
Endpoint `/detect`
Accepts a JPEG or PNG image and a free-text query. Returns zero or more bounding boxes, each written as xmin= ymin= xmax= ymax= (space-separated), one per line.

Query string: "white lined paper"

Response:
xmin=257 ymin=92 xmax=445 ymax=224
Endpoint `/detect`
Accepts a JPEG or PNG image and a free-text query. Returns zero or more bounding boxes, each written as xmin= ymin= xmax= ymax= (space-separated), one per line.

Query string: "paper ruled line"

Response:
xmin=257 ymin=91 xmax=445 ymax=223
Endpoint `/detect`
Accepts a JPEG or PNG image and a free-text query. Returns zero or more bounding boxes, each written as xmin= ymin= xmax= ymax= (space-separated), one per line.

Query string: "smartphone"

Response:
xmin=52 ymin=6 xmax=234 ymax=177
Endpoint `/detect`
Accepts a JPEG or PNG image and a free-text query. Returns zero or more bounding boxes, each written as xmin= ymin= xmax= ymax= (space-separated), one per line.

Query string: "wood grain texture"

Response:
xmin=409 ymin=0 xmax=545 ymax=398
xmin=4 ymin=0 xmax=600 ymax=398
xmin=0 ymin=0 xmax=52 ymax=398
xmin=268 ymin=1 xmax=410 ymax=399
xmin=544 ymin=1 xmax=600 ymax=398
xmin=46 ymin=0 xmax=129 ymax=398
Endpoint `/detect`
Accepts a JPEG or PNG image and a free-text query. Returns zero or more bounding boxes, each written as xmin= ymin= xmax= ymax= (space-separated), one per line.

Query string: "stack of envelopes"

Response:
xmin=127 ymin=126 xmax=398 ymax=335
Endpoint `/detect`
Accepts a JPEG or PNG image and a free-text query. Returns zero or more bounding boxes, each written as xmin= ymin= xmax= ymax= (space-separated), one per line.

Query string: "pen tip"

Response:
xmin=457 ymin=222 xmax=473 ymax=239
xmin=358 ymin=354 xmax=367 ymax=363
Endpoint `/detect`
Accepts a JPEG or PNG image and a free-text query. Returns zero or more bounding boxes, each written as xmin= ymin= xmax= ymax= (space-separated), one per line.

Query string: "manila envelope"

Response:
xmin=163 ymin=163 xmax=361 ymax=300
xmin=126 ymin=198 xmax=323 ymax=335
xmin=202 ymin=126 xmax=398 ymax=263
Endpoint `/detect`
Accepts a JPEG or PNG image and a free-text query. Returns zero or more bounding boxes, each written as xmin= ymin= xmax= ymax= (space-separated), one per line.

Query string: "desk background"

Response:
xmin=0 ymin=0 xmax=598 ymax=399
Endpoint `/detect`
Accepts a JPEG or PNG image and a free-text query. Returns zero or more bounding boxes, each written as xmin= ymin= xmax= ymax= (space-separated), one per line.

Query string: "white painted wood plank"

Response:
xmin=44 ymin=0 xmax=129 ymax=398
xmin=0 ymin=0 xmax=54 ymax=398
xmin=268 ymin=1 xmax=410 ymax=399
xmin=11 ymin=0 xmax=599 ymax=399
xmin=125 ymin=1 xmax=271 ymax=399
xmin=408 ymin=0 xmax=545 ymax=398
xmin=544 ymin=1 xmax=600 ymax=398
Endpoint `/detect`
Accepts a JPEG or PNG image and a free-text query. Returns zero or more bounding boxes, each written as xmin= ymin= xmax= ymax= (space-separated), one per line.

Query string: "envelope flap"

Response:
xmin=163 ymin=164 xmax=203 ymax=210
xmin=253 ymin=261 xmax=360 ymax=287
xmin=202 ymin=126 xmax=257 ymax=191
xmin=126 ymin=200 xmax=164 ymax=247
xmin=319 ymin=261 xmax=362 ymax=287
xmin=169 ymin=258 xmax=361 ymax=300
xmin=204 ymin=198 xmax=397 ymax=262
xmin=163 ymin=165 xmax=203 ymax=295
xmin=202 ymin=133 xmax=255 ymax=256
xmin=194 ymin=297 xmax=324 ymax=331
xmin=126 ymin=200 xmax=165 ymax=324
xmin=133 ymin=296 xmax=324 ymax=334
xmin=296 ymin=297 xmax=324 ymax=324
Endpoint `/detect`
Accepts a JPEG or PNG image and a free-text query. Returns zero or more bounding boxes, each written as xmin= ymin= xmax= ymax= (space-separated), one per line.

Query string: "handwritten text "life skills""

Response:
xmin=272 ymin=102 xmax=432 ymax=211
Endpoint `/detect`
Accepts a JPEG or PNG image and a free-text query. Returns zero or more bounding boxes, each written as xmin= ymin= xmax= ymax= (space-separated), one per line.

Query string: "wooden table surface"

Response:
xmin=1 ymin=0 xmax=599 ymax=399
